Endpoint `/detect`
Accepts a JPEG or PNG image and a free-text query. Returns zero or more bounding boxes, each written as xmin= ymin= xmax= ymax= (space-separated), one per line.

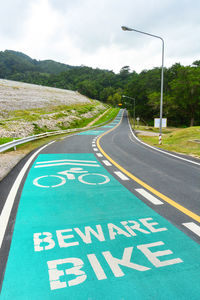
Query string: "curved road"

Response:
xmin=0 ymin=109 xmax=200 ymax=299
xmin=99 ymin=110 xmax=200 ymax=240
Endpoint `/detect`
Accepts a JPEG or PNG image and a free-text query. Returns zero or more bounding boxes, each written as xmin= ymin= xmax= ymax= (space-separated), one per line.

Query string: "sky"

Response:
xmin=0 ymin=0 xmax=200 ymax=73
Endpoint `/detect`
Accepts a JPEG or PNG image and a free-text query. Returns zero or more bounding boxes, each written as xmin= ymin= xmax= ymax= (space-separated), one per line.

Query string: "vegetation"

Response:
xmin=6 ymin=132 xmax=73 ymax=154
xmin=4 ymin=103 xmax=96 ymax=121
xmin=0 ymin=50 xmax=74 ymax=77
xmin=0 ymin=50 xmax=200 ymax=127
xmin=0 ymin=137 xmax=14 ymax=145
xmin=93 ymin=108 xmax=120 ymax=125
xmin=0 ymin=102 xmax=107 ymax=139
xmin=136 ymin=126 xmax=200 ymax=158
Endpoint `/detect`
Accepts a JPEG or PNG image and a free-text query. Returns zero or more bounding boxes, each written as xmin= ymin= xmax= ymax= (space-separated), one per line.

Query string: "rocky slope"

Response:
xmin=0 ymin=79 xmax=105 ymax=138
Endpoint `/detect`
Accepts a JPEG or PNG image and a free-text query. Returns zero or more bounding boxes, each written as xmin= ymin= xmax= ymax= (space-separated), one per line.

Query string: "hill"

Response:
xmin=0 ymin=50 xmax=75 ymax=77
xmin=0 ymin=50 xmax=199 ymax=127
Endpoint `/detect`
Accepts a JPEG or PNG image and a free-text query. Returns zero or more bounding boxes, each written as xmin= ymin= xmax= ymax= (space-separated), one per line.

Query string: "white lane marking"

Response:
xmin=96 ymin=153 xmax=103 ymax=157
xmin=92 ymin=144 xmax=96 ymax=147
xmin=102 ymin=160 xmax=112 ymax=166
xmin=93 ymin=148 xmax=98 ymax=152
xmin=135 ymin=188 xmax=163 ymax=205
xmin=36 ymin=159 xmax=97 ymax=164
xmin=114 ymin=171 xmax=129 ymax=181
xmin=182 ymin=222 xmax=200 ymax=237
xmin=35 ymin=162 xmax=100 ymax=168
xmin=0 ymin=141 xmax=55 ymax=248
xmin=128 ymin=117 xmax=200 ymax=167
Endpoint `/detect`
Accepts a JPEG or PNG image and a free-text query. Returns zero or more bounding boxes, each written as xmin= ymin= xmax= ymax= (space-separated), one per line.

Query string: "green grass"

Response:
xmin=2 ymin=109 xmax=109 ymax=153
xmin=93 ymin=108 xmax=120 ymax=126
xmin=0 ymin=104 xmax=116 ymax=155
xmin=1 ymin=104 xmax=98 ymax=123
xmin=32 ymin=123 xmax=53 ymax=135
xmin=5 ymin=132 xmax=73 ymax=154
xmin=135 ymin=126 xmax=173 ymax=134
xmin=0 ymin=102 xmax=107 ymax=136
xmin=129 ymin=117 xmax=174 ymax=134
xmin=0 ymin=137 xmax=15 ymax=145
xmin=137 ymin=125 xmax=200 ymax=159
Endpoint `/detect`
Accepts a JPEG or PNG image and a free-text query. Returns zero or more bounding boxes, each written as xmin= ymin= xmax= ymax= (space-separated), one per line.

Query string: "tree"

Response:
xmin=107 ymin=89 xmax=122 ymax=106
xmin=170 ymin=66 xmax=200 ymax=126
xmin=99 ymin=87 xmax=115 ymax=102
xmin=77 ymin=80 xmax=98 ymax=99
xmin=192 ymin=60 xmax=200 ymax=67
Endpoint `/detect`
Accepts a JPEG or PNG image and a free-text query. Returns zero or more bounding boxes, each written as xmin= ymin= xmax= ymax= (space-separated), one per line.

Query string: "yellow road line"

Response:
xmin=96 ymin=114 xmax=200 ymax=224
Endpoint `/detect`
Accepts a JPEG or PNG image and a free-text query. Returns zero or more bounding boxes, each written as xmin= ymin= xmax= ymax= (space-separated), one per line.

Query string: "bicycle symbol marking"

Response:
xmin=33 ymin=167 xmax=110 ymax=188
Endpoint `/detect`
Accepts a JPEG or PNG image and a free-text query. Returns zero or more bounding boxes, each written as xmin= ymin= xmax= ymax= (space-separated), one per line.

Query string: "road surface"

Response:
xmin=0 ymin=109 xmax=200 ymax=299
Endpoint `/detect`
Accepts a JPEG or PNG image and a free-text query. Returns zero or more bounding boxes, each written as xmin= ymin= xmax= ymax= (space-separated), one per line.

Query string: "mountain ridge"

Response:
xmin=0 ymin=50 xmax=76 ymax=77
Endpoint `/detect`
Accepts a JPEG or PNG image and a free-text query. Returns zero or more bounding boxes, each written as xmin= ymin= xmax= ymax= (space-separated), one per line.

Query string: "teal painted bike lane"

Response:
xmin=1 ymin=153 xmax=200 ymax=299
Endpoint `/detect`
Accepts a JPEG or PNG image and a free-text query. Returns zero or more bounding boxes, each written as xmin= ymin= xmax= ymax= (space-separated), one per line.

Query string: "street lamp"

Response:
xmin=122 ymin=95 xmax=136 ymax=129
xmin=121 ymin=26 xmax=164 ymax=145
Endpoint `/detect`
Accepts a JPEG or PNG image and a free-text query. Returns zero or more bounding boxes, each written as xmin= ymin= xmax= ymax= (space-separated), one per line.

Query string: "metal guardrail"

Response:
xmin=0 ymin=118 xmax=113 ymax=153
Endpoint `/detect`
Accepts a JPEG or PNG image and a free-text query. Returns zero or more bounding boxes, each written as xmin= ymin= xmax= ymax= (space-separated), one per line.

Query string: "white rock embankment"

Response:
xmin=0 ymin=79 xmax=90 ymax=112
xmin=0 ymin=79 xmax=106 ymax=180
xmin=0 ymin=79 xmax=105 ymax=138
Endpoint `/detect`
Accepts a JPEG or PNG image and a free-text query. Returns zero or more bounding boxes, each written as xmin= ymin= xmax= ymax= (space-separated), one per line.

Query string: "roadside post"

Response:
xmin=136 ymin=117 xmax=140 ymax=128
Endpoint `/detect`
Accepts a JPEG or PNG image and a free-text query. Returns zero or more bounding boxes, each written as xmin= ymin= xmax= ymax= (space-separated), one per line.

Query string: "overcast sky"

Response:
xmin=0 ymin=0 xmax=200 ymax=73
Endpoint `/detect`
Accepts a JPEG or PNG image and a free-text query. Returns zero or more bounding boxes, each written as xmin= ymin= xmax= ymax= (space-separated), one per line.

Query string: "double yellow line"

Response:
xmin=97 ymin=115 xmax=200 ymax=223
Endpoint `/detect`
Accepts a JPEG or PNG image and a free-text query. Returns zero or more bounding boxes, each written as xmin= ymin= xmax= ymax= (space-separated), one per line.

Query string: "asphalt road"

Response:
xmin=0 ymin=109 xmax=200 ymax=299
xmin=99 ymin=110 xmax=200 ymax=241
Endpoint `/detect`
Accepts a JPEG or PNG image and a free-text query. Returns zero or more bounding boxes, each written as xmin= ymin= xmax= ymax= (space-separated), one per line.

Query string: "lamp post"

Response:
xmin=122 ymin=95 xmax=136 ymax=129
xmin=121 ymin=26 xmax=164 ymax=145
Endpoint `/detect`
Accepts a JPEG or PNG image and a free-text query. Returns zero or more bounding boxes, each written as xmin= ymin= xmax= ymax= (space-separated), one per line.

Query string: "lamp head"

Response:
xmin=121 ymin=26 xmax=133 ymax=31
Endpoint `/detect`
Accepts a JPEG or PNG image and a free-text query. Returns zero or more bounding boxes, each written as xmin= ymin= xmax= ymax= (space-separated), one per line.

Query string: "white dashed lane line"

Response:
xmin=96 ymin=153 xmax=103 ymax=158
xmin=135 ymin=188 xmax=164 ymax=205
xmin=114 ymin=171 xmax=129 ymax=181
xmin=102 ymin=160 xmax=112 ymax=167
xmin=182 ymin=222 xmax=200 ymax=237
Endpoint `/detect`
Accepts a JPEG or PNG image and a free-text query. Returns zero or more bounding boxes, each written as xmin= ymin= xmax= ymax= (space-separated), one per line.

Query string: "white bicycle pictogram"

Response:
xmin=33 ymin=167 xmax=110 ymax=188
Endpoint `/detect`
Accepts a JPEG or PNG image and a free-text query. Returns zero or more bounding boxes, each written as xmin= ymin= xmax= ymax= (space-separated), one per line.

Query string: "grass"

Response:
xmin=0 ymin=103 xmax=119 ymax=156
xmin=0 ymin=102 xmax=107 ymax=135
xmin=134 ymin=123 xmax=200 ymax=159
xmin=7 ymin=132 xmax=73 ymax=154
xmin=20 ymin=107 xmax=117 ymax=152
xmin=32 ymin=123 xmax=53 ymax=135
xmin=135 ymin=125 xmax=173 ymax=134
xmin=1 ymin=106 xmax=112 ymax=153
xmin=0 ymin=137 xmax=15 ymax=145
xmin=1 ymin=104 xmax=98 ymax=123
xmin=93 ymin=107 xmax=120 ymax=126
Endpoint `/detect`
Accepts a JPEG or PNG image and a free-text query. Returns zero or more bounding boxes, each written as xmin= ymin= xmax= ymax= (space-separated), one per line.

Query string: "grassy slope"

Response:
xmin=137 ymin=125 xmax=200 ymax=159
xmin=0 ymin=102 xmax=106 ymax=139
xmin=0 ymin=107 xmax=119 ymax=154
xmin=93 ymin=107 xmax=120 ymax=125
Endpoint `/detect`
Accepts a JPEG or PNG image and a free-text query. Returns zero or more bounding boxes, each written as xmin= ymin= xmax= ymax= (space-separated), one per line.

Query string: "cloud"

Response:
xmin=0 ymin=0 xmax=200 ymax=72
xmin=0 ymin=0 xmax=33 ymax=39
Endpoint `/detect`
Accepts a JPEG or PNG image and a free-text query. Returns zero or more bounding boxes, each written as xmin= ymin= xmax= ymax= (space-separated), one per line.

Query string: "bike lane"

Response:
xmin=1 ymin=150 xmax=200 ymax=299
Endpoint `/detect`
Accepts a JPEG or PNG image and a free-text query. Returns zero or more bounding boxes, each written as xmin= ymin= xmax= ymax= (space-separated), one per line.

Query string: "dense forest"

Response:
xmin=0 ymin=50 xmax=200 ymax=126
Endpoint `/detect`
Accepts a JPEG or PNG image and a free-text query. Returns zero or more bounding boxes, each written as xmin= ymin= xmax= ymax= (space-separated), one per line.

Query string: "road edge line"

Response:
xmin=128 ymin=117 xmax=200 ymax=167
xmin=0 ymin=141 xmax=55 ymax=248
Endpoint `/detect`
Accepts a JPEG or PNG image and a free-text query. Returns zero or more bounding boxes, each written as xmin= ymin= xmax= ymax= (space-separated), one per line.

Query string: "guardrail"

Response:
xmin=0 ymin=119 xmax=112 ymax=153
